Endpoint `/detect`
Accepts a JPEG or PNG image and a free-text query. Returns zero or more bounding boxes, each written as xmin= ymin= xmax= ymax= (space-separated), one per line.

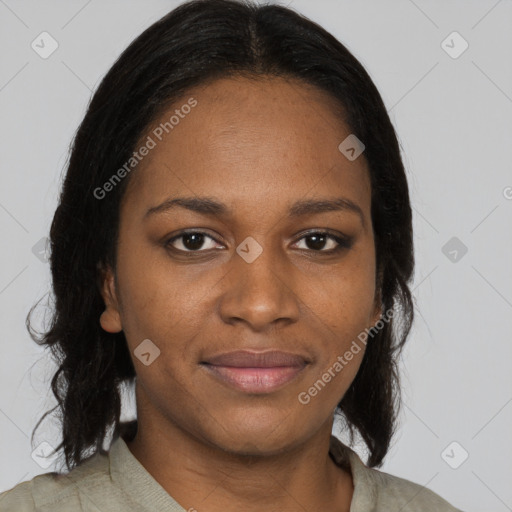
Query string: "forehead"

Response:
xmin=122 ymin=75 xmax=371 ymax=220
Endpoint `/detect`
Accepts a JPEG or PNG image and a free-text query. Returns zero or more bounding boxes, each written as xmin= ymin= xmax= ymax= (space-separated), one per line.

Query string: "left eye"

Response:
xmin=293 ymin=232 xmax=349 ymax=252
xmin=165 ymin=231 xmax=351 ymax=253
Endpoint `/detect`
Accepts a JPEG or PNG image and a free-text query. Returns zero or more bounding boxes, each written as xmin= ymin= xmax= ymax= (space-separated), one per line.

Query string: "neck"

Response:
xmin=125 ymin=414 xmax=353 ymax=512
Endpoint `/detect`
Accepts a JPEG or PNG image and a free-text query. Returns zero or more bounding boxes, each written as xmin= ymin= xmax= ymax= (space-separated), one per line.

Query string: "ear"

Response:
xmin=97 ymin=263 xmax=123 ymax=333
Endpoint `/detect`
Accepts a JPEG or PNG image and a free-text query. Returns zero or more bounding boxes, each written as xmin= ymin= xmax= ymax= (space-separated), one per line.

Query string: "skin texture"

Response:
xmin=99 ymin=75 xmax=382 ymax=512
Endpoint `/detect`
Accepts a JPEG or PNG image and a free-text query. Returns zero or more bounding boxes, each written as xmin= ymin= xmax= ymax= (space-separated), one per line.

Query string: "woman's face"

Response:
xmin=100 ymin=76 xmax=381 ymax=455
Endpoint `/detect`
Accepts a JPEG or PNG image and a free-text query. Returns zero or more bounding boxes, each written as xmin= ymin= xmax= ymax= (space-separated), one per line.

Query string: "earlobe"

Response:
xmin=100 ymin=308 xmax=123 ymax=333
xmin=97 ymin=263 xmax=123 ymax=333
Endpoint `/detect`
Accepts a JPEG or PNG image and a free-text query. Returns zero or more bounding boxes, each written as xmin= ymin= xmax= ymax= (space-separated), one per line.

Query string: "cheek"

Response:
xmin=115 ymin=255 xmax=214 ymax=370
xmin=308 ymin=266 xmax=376 ymax=339
xmin=114 ymin=256 xmax=179 ymax=343
xmin=303 ymin=267 xmax=375 ymax=388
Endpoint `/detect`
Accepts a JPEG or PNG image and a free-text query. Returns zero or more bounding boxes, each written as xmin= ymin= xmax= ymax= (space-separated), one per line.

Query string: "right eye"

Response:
xmin=165 ymin=231 xmax=223 ymax=252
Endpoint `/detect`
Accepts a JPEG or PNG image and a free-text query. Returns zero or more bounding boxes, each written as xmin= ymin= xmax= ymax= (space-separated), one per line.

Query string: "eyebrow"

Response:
xmin=144 ymin=195 xmax=365 ymax=227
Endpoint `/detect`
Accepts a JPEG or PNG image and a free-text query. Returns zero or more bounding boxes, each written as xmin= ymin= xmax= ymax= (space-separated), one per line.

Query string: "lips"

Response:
xmin=203 ymin=350 xmax=309 ymax=368
xmin=200 ymin=350 xmax=310 ymax=393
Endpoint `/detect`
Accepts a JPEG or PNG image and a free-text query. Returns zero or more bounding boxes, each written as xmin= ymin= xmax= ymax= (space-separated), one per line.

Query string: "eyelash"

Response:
xmin=165 ymin=230 xmax=353 ymax=255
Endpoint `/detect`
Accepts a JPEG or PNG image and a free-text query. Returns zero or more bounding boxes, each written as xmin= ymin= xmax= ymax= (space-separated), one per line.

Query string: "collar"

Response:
xmin=108 ymin=433 xmax=376 ymax=511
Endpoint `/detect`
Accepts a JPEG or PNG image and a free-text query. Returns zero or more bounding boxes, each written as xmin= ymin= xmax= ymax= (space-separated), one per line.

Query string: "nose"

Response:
xmin=218 ymin=242 xmax=300 ymax=331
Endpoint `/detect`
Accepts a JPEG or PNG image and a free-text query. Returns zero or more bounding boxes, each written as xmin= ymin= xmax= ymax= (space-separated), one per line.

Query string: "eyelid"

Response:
xmin=165 ymin=229 xmax=224 ymax=252
xmin=165 ymin=229 xmax=352 ymax=253
xmin=291 ymin=229 xmax=353 ymax=253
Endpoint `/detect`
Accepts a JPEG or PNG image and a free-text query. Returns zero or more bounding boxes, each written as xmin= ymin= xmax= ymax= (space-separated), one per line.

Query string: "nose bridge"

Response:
xmin=219 ymin=237 xmax=300 ymax=330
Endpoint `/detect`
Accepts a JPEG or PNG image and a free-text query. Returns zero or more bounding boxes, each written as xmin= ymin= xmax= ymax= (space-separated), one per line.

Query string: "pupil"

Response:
xmin=184 ymin=233 xmax=204 ymax=250
xmin=307 ymin=234 xmax=326 ymax=250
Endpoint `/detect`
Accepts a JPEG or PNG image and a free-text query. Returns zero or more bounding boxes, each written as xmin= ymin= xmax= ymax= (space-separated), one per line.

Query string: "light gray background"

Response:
xmin=1 ymin=1 xmax=511 ymax=511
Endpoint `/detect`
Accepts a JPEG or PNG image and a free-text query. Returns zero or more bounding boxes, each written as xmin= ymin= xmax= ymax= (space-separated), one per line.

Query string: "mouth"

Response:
xmin=200 ymin=350 xmax=310 ymax=394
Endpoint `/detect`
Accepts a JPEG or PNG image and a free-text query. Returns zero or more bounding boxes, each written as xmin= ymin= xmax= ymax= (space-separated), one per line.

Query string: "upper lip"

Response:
xmin=202 ymin=350 xmax=309 ymax=368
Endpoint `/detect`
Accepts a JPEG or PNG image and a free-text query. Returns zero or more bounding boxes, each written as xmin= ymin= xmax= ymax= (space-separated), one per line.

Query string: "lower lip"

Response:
xmin=201 ymin=364 xmax=306 ymax=393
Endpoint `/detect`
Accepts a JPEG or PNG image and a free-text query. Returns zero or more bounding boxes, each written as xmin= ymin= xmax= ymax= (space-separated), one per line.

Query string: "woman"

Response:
xmin=0 ymin=0 xmax=463 ymax=510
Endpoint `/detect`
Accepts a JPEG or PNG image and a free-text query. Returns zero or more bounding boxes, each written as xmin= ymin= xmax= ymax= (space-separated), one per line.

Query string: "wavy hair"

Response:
xmin=27 ymin=0 xmax=414 ymax=472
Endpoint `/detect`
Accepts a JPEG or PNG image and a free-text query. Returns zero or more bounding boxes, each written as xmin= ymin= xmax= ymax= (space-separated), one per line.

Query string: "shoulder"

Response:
xmin=328 ymin=436 xmax=463 ymax=512
xmin=358 ymin=462 xmax=463 ymax=511
xmin=0 ymin=449 xmax=109 ymax=511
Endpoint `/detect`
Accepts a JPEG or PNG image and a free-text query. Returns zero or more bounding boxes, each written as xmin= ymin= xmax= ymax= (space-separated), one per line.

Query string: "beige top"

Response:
xmin=0 ymin=434 xmax=463 ymax=511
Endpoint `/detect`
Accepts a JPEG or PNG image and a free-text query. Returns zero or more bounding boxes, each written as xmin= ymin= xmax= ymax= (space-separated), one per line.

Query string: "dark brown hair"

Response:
xmin=28 ymin=0 xmax=414 ymax=472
